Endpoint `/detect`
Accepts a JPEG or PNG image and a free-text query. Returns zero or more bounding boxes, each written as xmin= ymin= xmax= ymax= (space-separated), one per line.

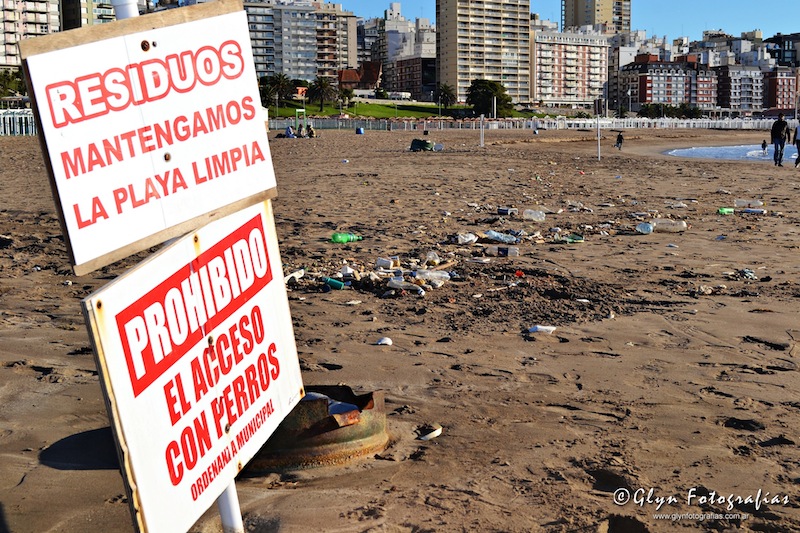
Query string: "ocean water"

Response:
xmin=667 ymin=144 xmax=800 ymax=161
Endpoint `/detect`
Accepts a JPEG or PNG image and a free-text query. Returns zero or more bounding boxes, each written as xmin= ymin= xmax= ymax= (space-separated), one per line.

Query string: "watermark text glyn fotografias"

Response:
xmin=612 ymin=487 xmax=789 ymax=512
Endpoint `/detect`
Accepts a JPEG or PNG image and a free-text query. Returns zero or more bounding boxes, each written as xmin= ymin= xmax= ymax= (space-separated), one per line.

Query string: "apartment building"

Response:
xmin=373 ymin=3 xmax=418 ymax=92
xmin=763 ymin=67 xmax=795 ymax=110
xmin=606 ymin=30 xmax=671 ymax=113
xmin=312 ymin=2 xmax=357 ymax=80
xmin=61 ymin=0 xmax=114 ymax=30
xmin=530 ymin=25 xmax=608 ymax=108
xmin=356 ymin=17 xmax=381 ymax=66
xmin=393 ymin=18 xmax=436 ymax=100
xmin=561 ymin=0 xmax=630 ymax=33
xmin=763 ymin=32 xmax=800 ymax=67
xmin=1 ymin=0 xmax=58 ymax=68
xmin=714 ymin=65 xmax=764 ymax=114
xmin=620 ymin=54 xmax=718 ymax=112
xmin=436 ymin=0 xmax=530 ymax=104
xmin=243 ymin=0 xmax=275 ymax=81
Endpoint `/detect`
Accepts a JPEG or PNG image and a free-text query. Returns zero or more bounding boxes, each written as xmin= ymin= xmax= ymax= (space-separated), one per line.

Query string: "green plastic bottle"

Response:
xmin=331 ymin=232 xmax=362 ymax=243
xmin=321 ymin=277 xmax=345 ymax=290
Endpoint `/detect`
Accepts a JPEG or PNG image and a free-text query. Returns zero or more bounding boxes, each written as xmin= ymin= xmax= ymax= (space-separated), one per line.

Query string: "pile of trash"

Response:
xmin=284 ymin=249 xmax=457 ymax=298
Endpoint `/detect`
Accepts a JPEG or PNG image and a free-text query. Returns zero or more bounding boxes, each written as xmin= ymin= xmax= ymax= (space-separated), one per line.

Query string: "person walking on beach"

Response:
xmin=794 ymin=125 xmax=800 ymax=167
xmin=771 ymin=113 xmax=790 ymax=166
xmin=762 ymin=139 xmax=768 ymax=156
xmin=615 ymin=132 xmax=624 ymax=150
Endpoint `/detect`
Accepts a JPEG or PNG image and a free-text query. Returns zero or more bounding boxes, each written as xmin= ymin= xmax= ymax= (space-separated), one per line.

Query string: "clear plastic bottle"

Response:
xmin=387 ymin=278 xmax=425 ymax=295
xmin=331 ymin=232 xmax=362 ymax=243
xmin=651 ymin=219 xmax=688 ymax=232
xmin=522 ymin=209 xmax=546 ymax=222
xmin=734 ymin=199 xmax=764 ymax=208
xmin=484 ymin=230 xmax=519 ymax=244
xmin=413 ymin=269 xmax=451 ymax=282
xmin=485 ymin=245 xmax=520 ymax=257
xmin=424 ymin=251 xmax=441 ymax=266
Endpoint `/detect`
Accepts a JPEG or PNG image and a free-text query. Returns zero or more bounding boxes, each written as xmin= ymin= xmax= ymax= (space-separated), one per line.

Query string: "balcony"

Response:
xmin=24 ymin=1 xmax=48 ymax=12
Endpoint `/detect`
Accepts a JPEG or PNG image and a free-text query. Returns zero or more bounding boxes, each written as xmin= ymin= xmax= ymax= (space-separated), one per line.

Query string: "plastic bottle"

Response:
xmin=321 ymin=277 xmax=346 ymax=289
xmin=331 ymin=232 xmax=362 ymax=243
xmin=413 ymin=269 xmax=451 ymax=282
xmin=484 ymin=229 xmax=519 ymax=244
xmin=485 ymin=245 xmax=520 ymax=257
xmin=717 ymin=207 xmax=734 ymax=215
xmin=651 ymin=219 xmax=688 ymax=233
xmin=497 ymin=207 xmax=518 ymax=216
xmin=734 ymin=199 xmax=764 ymax=208
xmin=387 ymin=278 xmax=425 ymax=295
xmin=635 ymin=222 xmax=654 ymax=234
xmin=741 ymin=208 xmax=767 ymax=215
xmin=522 ymin=209 xmax=546 ymax=222
xmin=424 ymin=251 xmax=441 ymax=266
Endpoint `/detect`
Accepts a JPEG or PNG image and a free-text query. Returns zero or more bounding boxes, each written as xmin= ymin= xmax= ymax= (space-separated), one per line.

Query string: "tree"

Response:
xmin=265 ymin=73 xmax=294 ymax=103
xmin=258 ymin=76 xmax=277 ymax=109
xmin=338 ymin=87 xmax=354 ymax=109
xmin=466 ymin=79 xmax=513 ymax=118
xmin=0 ymin=67 xmax=25 ymax=99
xmin=436 ymin=83 xmax=457 ymax=111
xmin=307 ymin=76 xmax=337 ymax=112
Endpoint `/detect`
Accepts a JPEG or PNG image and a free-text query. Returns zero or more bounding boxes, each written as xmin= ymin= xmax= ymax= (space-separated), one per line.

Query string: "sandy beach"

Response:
xmin=1 ymin=126 xmax=800 ymax=532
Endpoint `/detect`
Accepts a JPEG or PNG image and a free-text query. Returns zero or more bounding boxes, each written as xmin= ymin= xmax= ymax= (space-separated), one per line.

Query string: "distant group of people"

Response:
xmin=283 ymin=123 xmax=316 ymax=139
xmin=770 ymin=113 xmax=800 ymax=168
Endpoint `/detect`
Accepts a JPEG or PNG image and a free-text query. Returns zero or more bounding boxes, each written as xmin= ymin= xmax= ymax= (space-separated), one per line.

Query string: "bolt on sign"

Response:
xmin=20 ymin=0 xmax=275 ymax=276
xmin=83 ymin=201 xmax=304 ymax=533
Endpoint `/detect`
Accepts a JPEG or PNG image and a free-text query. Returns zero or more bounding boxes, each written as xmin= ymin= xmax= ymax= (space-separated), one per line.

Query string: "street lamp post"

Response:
xmin=438 ymin=96 xmax=441 ymax=117
xmin=627 ymin=88 xmax=632 ymax=116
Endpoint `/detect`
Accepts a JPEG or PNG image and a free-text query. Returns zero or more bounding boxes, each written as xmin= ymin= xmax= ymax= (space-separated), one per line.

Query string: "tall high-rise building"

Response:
xmin=248 ymin=0 xmax=355 ymax=82
xmin=312 ymin=2 xmax=357 ymax=80
xmin=273 ymin=0 xmax=317 ymax=81
xmin=244 ymin=0 xmax=275 ymax=81
xmin=1 ymin=0 xmax=59 ymax=69
xmin=561 ymin=0 xmax=630 ymax=33
xmin=436 ymin=0 xmax=531 ymax=104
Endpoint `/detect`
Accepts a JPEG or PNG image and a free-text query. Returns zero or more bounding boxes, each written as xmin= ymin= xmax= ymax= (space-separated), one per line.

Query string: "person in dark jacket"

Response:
xmin=615 ymin=132 xmax=624 ymax=150
xmin=771 ymin=113 xmax=790 ymax=166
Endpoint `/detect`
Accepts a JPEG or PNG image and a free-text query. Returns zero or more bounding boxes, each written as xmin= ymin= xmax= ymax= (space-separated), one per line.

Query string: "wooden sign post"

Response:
xmin=20 ymin=2 xmax=305 ymax=531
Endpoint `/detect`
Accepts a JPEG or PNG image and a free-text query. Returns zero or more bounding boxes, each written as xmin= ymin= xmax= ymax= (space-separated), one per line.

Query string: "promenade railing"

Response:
xmin=0 ymin=110 xmax=38 ymax=136
xmin=267 ymin=116 xmax=779 ymax=133
xmin=0 ymin=108 xmax=781 ymax=137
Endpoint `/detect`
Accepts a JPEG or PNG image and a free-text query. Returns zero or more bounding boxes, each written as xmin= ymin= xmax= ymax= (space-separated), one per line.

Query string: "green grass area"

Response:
xmin=269 ymin=100 xmax=542 ymax=119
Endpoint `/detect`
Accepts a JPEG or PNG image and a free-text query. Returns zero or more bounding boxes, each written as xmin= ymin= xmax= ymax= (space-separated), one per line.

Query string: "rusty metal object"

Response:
xmin=245 ymin=385 xmax=388 ymax=471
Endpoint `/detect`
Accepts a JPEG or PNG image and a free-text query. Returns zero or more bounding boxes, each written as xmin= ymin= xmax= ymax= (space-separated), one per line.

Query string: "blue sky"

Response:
xmin=336 ymin=0 xmax=799 ymax=42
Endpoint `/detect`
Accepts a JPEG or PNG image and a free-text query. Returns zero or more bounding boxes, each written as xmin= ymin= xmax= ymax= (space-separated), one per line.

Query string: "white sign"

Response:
xmin=83 ymin=201 xmax=303 ymax=533
xmin=24 ymin=6 xmax=275 ymax=273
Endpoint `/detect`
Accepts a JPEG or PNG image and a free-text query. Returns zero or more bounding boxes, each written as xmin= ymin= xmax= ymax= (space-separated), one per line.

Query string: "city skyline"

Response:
xmin=337 ymin=0 xmax=800 ymax=42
